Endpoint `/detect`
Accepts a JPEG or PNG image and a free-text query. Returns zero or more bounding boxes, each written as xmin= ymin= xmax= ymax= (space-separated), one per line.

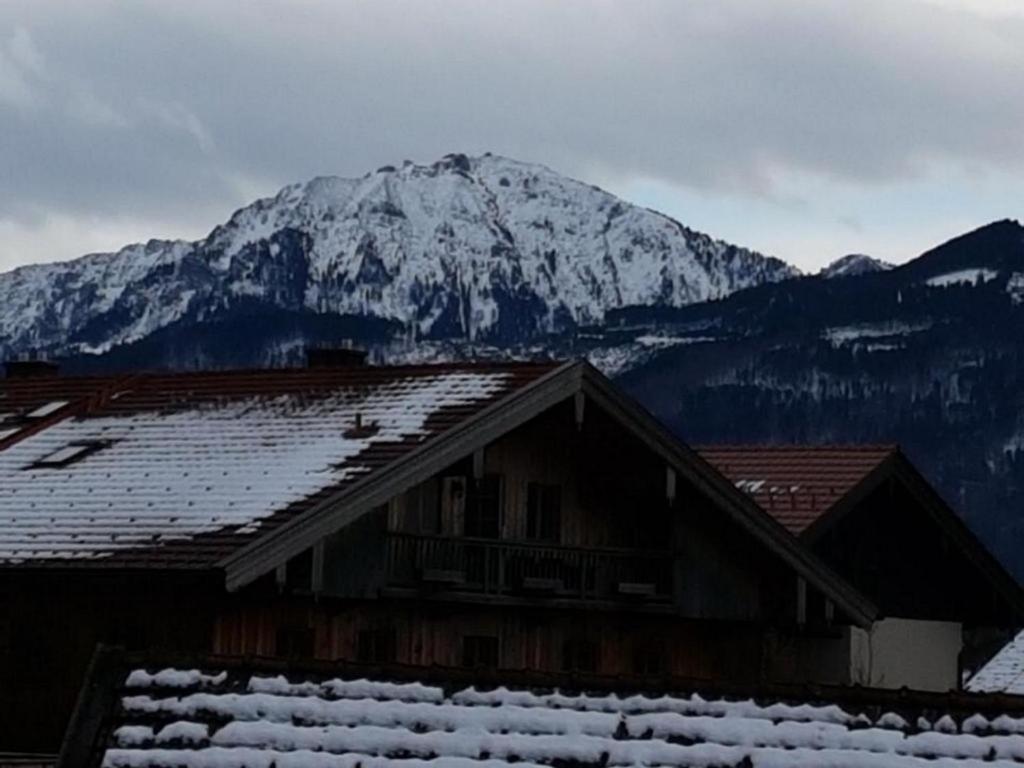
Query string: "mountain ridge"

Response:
xmin=820 ymin=253 xmax=893 ymax=279
xmin=0 ymin=153 xmax=796 ymax=362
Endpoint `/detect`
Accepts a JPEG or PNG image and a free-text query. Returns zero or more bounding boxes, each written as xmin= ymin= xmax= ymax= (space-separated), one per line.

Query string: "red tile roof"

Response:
xmin=0 ymin=362 xmax=561 ymax=569
xmin=697 ymin=445 xmax=897 ymax=535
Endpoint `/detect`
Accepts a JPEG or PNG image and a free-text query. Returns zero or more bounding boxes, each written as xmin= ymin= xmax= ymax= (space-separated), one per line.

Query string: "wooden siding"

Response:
xmin=385 ymin=404 xmax=673 ymax=549
xmin=212 ymin=598 xmax=766 ymax=681
xmin=360 ymin=401 xmax=800 ymax=623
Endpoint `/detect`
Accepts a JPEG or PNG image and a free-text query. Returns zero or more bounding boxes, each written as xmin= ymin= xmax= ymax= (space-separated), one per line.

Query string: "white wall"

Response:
xmin=850 ymin=617 xmax=962 ymax=692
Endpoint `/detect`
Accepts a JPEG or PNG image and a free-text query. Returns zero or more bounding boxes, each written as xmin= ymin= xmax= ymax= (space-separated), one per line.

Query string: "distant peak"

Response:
xmin=819 ymin=254 xmax=893 ymax=279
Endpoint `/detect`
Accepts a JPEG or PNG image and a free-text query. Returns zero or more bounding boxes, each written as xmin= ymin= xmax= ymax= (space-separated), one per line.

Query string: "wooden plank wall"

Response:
xmin=388 ymin=405 xmax=672 ymax=549
xmin=212 ymin=598 xmax=766 ymax=682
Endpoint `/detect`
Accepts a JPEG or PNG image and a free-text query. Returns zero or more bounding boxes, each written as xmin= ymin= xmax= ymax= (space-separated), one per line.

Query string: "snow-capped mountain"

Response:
xmin=819 ymin=253 xmax=893 ymax=278
xmin=0 ymin=153 xmax=795 ymax=360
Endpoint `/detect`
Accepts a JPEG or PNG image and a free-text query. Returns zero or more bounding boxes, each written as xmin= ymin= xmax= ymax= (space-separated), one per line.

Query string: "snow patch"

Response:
xmin=925 ymin=268 xmax=998 ymax=288
xmin=822 ymin=322 xmax=931 ymax=348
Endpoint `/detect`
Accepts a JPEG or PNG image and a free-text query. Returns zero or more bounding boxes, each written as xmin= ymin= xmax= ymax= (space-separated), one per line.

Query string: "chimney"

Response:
xmin=305 ymin=346 xmax=368 ymax=369
xmin=4 ymin=358 xmax=60 ymax=379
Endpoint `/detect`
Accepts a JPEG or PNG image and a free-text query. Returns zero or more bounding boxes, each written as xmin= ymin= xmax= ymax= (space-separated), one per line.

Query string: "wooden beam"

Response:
xmin=796 ymin=576 xmax=807 ymax=625
xmin=311 ymin=540 xmax=325 ymax=594
xmin=472 ymin=447 xmax=485 ymax=481
xmin=574 ymin=391 xmax=585 ymax=430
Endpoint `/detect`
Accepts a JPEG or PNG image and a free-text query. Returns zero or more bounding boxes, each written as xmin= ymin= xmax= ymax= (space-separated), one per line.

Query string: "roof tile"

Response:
xmin=698 ymin=445 xmax=896 ymax=535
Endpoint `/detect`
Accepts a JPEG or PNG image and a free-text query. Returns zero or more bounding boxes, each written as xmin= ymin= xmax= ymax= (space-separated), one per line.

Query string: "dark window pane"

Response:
xmin=465 ymin=475 xmax=502 ymax=539
xmin=421 ymin=478 xmax=441 ymax=533
xmin=285 ymin=549 xmax=313 ymax=592
xmin=526 ymin=482 xmax=561 ymax=543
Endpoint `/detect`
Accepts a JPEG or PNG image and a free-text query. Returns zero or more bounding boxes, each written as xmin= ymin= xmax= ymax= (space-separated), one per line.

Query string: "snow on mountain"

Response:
xmin=819 ymin=253 xmax=893 ymax=279
xmin=0 ymin=153 xmax=796 ymax=359
xmin=924 ymin=267 xmax=999 ymax=288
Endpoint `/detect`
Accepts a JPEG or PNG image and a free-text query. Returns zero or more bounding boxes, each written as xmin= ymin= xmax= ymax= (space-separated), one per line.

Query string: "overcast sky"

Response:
xmin=1 ymin=0 xmax=1023 ymax=273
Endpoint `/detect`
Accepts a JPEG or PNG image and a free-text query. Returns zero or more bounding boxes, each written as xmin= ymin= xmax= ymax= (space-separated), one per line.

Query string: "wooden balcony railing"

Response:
xmin=385 ymin=532 xmax=674 ymax=602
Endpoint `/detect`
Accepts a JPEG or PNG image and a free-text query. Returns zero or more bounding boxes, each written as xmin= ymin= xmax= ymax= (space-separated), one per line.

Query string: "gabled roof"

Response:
xmin=218 ymin=361 xmax=876 ymax=624
xmin=0 ymin=361 xmax=876 ymax=625
xmin=700 ymin=443 xmax=1024 ymax=622
xmin=697 ymin=445 xmax=897 ymax=536
xmin=61 ymin=648 xmax=1024 ymax=768
xmin=0 ymin=362 xmax=559 ymax=567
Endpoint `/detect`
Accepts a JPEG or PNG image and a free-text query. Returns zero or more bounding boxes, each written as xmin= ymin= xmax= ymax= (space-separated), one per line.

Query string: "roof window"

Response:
xmin=25 ymin=400 xmax=69 ymax=419
xmin=30 ymin=441 xmax=108 ymax=469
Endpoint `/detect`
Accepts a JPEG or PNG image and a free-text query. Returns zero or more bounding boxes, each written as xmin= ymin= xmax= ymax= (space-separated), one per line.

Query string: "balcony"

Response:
xmin=384 ymin=532 xmax=674 ymax=604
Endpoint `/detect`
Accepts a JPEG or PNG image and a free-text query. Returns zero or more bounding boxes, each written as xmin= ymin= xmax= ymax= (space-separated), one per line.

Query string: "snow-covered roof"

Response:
xmin=0 ymin=363 xmax=558 ymax=567
xmin=968 ymin=631 xmax=1024 ymax=695
xmin=75 ymin=659 xmax=1024 ymax=768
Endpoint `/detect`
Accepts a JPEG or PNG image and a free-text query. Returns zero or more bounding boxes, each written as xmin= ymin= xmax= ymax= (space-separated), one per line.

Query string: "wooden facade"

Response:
xmin=210 ymin=399 xmax=819 ymax=686
xmin=212 ymin=598 xmax=767 ymax=681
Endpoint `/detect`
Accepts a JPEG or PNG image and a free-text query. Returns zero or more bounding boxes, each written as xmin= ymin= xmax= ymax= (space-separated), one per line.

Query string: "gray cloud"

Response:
xmin=0 ymin=0 xmax=1022 ymax=269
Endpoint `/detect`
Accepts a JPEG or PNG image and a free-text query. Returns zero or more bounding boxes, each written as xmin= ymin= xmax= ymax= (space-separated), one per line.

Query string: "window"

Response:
xmin=526 ymin=483 xmax=562 ymax=542
xmin=30 ymin=441 xmax=108 ymax=468
xmin=562 ymin=637 xmax=599 ymax=673
xmin=284 ymin=549 xmax=314 ymax=593
xmin=357 ymin=627 xmax=396 ymax=663
xmin=462 ymin=634 xmax=499 ymax=669
xmin=275 ymin=626 xmax=314 ymax=659
xmin=464 ymin=475 xmax=502 ymax=539
xmin=406 ymin=479 xmax=441 ymax=534
xmin=25 ymin=400 xmax=68 ymax=419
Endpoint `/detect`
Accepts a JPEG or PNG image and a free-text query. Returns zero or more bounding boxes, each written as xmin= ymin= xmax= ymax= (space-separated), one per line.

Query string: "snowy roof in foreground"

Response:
xmin=968 ymin=631 xmax=1024 ymax=695
xmin=0 ymin=363 xmax=556 ymax=567
xmin=82 ymin=662 xmax=1024 ymax=768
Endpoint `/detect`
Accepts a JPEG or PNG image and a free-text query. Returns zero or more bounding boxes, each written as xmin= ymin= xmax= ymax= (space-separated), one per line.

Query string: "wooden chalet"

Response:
xmin=700 ymin=445 xmax=1024 ymax=691
xmin=0 ymin=357 xmax=1020 ymax=755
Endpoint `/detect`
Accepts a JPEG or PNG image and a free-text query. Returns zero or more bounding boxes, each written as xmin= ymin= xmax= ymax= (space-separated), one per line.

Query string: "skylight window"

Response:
xmin=25 ymin=400 xmax=69 ymax=419
xmin=31 ymin=441 xmax=107 ymax=469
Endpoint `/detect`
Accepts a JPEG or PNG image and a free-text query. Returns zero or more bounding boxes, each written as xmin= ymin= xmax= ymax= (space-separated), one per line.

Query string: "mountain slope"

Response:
xmin=613 ymin=220 xmax=1024 ymax=577
xmin=0 ymin=153 xmax=795 ymax=361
